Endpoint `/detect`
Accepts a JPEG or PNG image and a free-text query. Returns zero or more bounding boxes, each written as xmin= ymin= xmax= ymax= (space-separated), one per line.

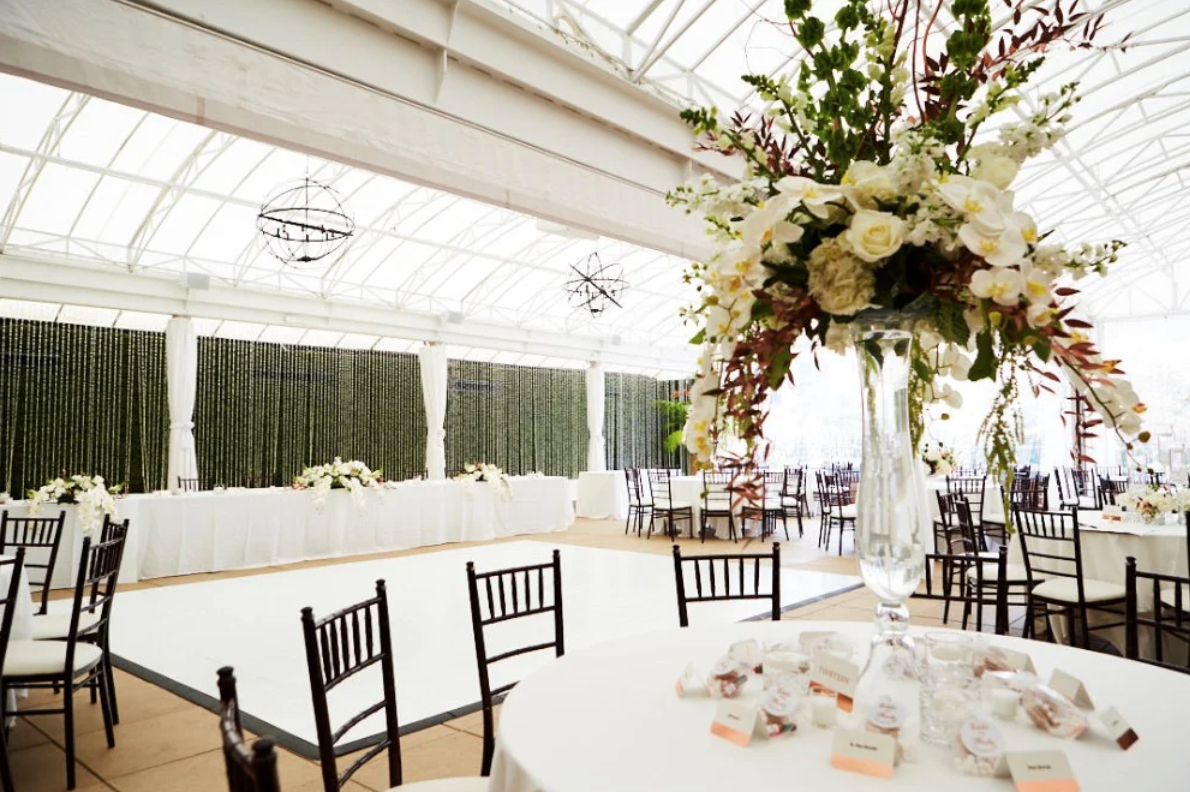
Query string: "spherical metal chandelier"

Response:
xmin=564 ymin=251 xmax=627 ymax=318
xmin=256 ymin=177 xmax=355 ymax=265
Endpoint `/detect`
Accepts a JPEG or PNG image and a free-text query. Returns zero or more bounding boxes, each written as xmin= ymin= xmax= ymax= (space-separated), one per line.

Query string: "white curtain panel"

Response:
xmin=165 ymin=316 xmax=199 ymax=489
xmin=419 ymin=343 xmax=448 ymax=479
xmin=586 ymin=362 xmax=606 ymax=472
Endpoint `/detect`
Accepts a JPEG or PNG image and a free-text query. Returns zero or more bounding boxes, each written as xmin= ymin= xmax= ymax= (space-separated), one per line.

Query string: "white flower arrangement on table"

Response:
xmin=1117 ymin=486 xmax=1190 ymax=525
xmin=921 ymin=443 xmax=956 ymax=477
xmin=456 ymin=463 xmax=514 ymax=498
xmin=27 ymin=473 xmax=122 ymax=538
xmin=293 ymin=457 xmax=382 ymax=511
xmin=669 ymin=0 xmax=1147 ymax=507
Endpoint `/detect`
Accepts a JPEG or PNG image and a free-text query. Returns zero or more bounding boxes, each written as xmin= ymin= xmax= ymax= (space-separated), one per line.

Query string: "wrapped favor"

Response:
xmin=864 ymin=696 xmax=909 ymax=765
xmin=706 ymin=655 xmax=748 ymax=698
xmin=729 ymin=639 xmax=764 ymax=674
xmin=762 ymin=645 xmax=811 ymax=692
xmin=675 ymin=663 xmax=705 ymax=698
xmin=953 ymin=716 xmax=1006 ymax=777
xmin=759 ymin=687 xmax=800 ymax=738
xmin=1021 ymin=685 xmax=1089 ymax=739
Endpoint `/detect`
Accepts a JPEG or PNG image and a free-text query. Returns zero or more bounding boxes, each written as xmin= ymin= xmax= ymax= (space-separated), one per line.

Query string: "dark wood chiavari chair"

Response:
xmin=945 ymin=475 xmax=987 ymax=535
xmin=1015 ymin=508 xmax=1126 ymax=651
xmin=740 ymin=470 xmax=788 ymax=541
xmin=30 ymin=516 xmax=131 ymax=724
xmin=243 ymin=473 xmax=274 ymax=489
xmin=0 ymin=549 xmax=26 ymax=792
xmin=1125 ymin=556 xmax=1190 ymax=675
xmin=820 ymin=475 xmax=855 ymax=556
xmin=700 ymin=471 xmax=737 ymax=543
xmin=673 ymin=543 xmax=781 ymax=627
xmin=466 ymin=550 xmax=564 ymax=776
xmin=1054 ymin=467 xmax=1080 ymax=510
xmin=177 ymin=476 xmax=201 ymax=492
xmin=0 ymin=509 xmax=66 ymax=615
xmin=1097 ymin=475 xmax=1123 ymax=507
xmin=624 ymin=468 xmax=653 ymax=537
xmin=780 ymin=466 xmax=807 ymax=538
xmin=301 ymin=580 xmax=401 ymax=792
xmin=914 ymin=543 xmax=1010 ymax=636
xmin=646 ymin=470 xmax=693 ymax=540
xmin=2 ymin=530 xmax=125 ymax=789
xmin=218 ymin=667 xmax=282 ymax=792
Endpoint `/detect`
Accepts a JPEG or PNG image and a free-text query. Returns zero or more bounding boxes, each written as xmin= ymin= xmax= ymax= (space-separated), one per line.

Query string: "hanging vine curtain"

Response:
xmin=445 ymin=359 xmax=587 ymax=477
xmin=194 ymin=339 xmax=426 ymax=487
xmin=0 ymin=318 xmax=169 ymax=495
xmin=603 ymin=372 xmax=689 ymax=472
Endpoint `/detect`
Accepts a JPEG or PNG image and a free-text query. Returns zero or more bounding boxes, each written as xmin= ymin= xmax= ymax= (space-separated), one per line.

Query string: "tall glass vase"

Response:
xmin=850 ymin=315 xmax=928 ymax=735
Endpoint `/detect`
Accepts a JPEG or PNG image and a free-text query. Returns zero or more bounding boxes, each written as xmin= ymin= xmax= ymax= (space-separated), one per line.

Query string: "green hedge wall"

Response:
xmin=0 ymin=318 xmax=169 ymax=495
xmin=604 ymin=372 xmax=688 ymax=472
xmin=445 ymin=360 xmax=587 ymax=477
xmin=194 ymin=339 xmax=426 ymax=487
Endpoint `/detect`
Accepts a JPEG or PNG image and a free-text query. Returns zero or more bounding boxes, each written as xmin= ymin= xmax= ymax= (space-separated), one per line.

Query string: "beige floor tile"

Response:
xmin=401 ymin=729 xmax=484 ymax=785
xmin=73 ymin=706 xmax=222 ymax=779
xmin=443 ymin=705 xmax=499 ymax=738
xmin=336 ymin=726 xmax=460 ymax=791
xmin=9 ymin=717 xmax=50 ymax=750
xmin=24 ymin=670 xmax=193 ymax=742
xmin=8 ymin=742 xmax=109 ymax=792
xmin=106 ymin=745 xmax=346 ymax=792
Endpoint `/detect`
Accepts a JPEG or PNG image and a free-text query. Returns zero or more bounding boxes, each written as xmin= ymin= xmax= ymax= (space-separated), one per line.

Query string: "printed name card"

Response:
xmin=830 ymin=728 xmax=896 ymax=779
xmin=810 ymin=653 xmax=860 ymax=713
xmin=710 ymin=700 xmax=758 ymax=747
xmin=1049 ymin=669 xmax=1094 ymax=710
xmin=1099 ymin=707 xmax=1138 ymax=750
xmin=1101 ymin=505 xmax=1123 ymax=522
xmin=1001 ymin=648 xmax=1037 ymax=675
xmin=1007 ymin=751 xmax=1079 ymax=792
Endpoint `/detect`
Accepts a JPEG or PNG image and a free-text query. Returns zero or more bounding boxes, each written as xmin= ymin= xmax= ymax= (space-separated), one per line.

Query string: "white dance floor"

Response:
xmin=104 ymin=541 xmax=860 ymax=754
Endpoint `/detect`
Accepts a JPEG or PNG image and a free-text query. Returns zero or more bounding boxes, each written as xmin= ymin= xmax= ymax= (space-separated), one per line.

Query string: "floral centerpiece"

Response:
xmin=27 ymin=473 xmax=122 ymax=537
xmin=293 ymin=458 xmax=382 ymax=510
xmin=456 ymin=463 xmax=513 ymax=498
xmin=921 ymin=443 xmax=956 ymax=477
xmin=1118 ymin=486 xmax=1190 ymax=525
xmin=671 ymin=0 xmax=1147 ymax=501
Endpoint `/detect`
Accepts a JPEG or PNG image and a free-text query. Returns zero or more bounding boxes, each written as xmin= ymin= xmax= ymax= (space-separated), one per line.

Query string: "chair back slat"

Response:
xmin=301 ymin=580 xmax=401 ymax=791
xmin=466 ymin=549 xmax=565 ymax=776
xmin=1125 ymin=554 xmax=1190 ymax=676
xmin=0 ymin=510 xmax=66 ymax=615
xmin=178 ymin=476 xmax=201 ymax=492
xmin=218 ymin=667 xmax=283 ymax=792
xmin=673 ymin=544 xmax=781 ymax=627
xmin=0 ymin=550 xmax=27 ymax=677
xmin=1013 ymin=508 xmax=1086 ymax=589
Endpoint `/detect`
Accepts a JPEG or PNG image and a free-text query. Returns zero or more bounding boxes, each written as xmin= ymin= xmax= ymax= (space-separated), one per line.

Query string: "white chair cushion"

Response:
xmin=30 ymin=611 xmax=101 ymax=641
xmin=1160 ymin=584 xmax=1190 ymax=611
xmin=654 ymin=500 xmax=692 ymax=510
xmin=389 ymin=778 xmax=490 ymax=791
xmin=1031 ymin=577 xmax=1126 ymax=604
xmin=838 ymin=504 xmax=857 ymax=519
xmin=965 ymin=563 xmax=1030 ymax=583
xmin=3 ymin=640 xmax=104 ymax=678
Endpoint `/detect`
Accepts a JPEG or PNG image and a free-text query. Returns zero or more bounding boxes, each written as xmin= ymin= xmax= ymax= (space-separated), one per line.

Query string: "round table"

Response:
xmin=1 ymin=554 xmax=35 ymax=722
xmin=491 ymin=621 xmax=1190 ymax=792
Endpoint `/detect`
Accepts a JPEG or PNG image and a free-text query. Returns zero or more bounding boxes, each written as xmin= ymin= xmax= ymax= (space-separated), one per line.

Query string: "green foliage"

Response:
xmin=0 ymin=319 xmax=168 ymax=494
xmin=967 ymin=328 xmax=997 ymax=382
xmin=935 ymin=300 xmax=971 ymax=347
xmin=605 ymin=373 xmax=689 ymax=471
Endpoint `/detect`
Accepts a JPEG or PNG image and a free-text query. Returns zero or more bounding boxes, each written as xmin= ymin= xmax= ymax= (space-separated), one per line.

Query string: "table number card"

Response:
xmin=1049 ymin=669 xmax=1094 ymax=710
xmin=1099 ymin=707 xmax=1139 ymax=750
xmin=810 ymin=653 xmax=860 ymax=713
xmin=830 ymin=728 xmax=896 ymax=779
xmin=1007 ymin=750 xmax=1079 ymax=792
xmin=710 ymin=700 xmax=759 ymax=747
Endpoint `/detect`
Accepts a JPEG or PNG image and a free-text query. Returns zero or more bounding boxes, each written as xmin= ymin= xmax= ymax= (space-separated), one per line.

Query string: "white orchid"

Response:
xmin=27 ymin=473 xmax=121 ymax=537
xmin=295 ymin=458 xmax=381 ymax=511
xmin=775 ymin=176 xmax=844 ymax=218
xmin=455 ymin=463 xmax=514 ymax=499
xmin=969 ymin=267 xmax=1025 ymax=305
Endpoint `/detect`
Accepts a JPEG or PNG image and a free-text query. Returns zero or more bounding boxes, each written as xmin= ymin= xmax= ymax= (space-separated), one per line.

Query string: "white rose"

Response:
xmin=971 ymin=155 xmax=1020 ymax=190
xmin=845 ymin=210 xmax=905 ymax=263
xmin=841 ymin=160 xmax=896 ymax=209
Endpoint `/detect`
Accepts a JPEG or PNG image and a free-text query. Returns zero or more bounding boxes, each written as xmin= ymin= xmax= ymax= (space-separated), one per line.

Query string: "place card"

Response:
xmin=1099 ymin=707 xmax=1138 ymax=750
xmin=830 ymin=728 xmax=896 ymax=779
xmin=810 ymin=653 xmax=860 ymax=713
xmin=1049 ymin=669 xmax=1094 ymax=710
xmin=1006 ymin=750 xmax=1078 ymax=792
xmin=710 ymin=699 xmax=759 ymax=746
xmin=1001 ymin=648 xmax=1037 ymax=675
xmin=1101 ymin=505 xmax=1123 ymax=522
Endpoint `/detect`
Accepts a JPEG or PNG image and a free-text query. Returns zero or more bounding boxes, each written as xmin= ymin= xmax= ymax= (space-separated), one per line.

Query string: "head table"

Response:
xmin=491 ymin=621 xmax=1190 ymax=792
xmin=2 ymin=476 xmax=574 ymax=586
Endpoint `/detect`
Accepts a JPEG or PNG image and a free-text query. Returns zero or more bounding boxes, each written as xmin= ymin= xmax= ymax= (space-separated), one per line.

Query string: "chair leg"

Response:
xmin=838 ymin=521 xmax=844 ymax=556
xmin=796 ymin=509 xmax=803 ymax=538
xmin=0 ymin=711 xmax=13 ymax=792
xmin=624 ymin=506 xmax=633 ymax=535
xmin=64 ymin=678 xmax=76 ymax=790
xmin=781 ymin=511 xmax=790 ymax=541
xmin=95 ymin=671 xmax=115 ymax=749
xmin=480 ymin=704 xmax=495 ymax=777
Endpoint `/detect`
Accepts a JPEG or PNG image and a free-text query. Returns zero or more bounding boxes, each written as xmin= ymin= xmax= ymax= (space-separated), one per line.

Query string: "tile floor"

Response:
xmin=11 ymin=516 xmax=973 ymax=791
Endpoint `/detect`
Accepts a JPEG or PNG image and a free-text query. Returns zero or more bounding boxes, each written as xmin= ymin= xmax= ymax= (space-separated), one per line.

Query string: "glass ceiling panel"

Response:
xmin=0 ymin=74 xmax=68 ymax=150
xmin=18 ymin=164 xmax=101 ymax=236
xmin=57 ymin=100 xmax=144 ymax=167
xmin=70 ymin=177 xmax=161 ymax=245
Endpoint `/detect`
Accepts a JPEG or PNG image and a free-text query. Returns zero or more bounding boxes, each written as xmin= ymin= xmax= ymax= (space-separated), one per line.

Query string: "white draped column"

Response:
xmin=165 ymin=316 xmax=199 ymax=490
xmin=585 ymin=361 xmax=606 ymax=472
xmin=419 ymin=343 xmax=448 ymax=480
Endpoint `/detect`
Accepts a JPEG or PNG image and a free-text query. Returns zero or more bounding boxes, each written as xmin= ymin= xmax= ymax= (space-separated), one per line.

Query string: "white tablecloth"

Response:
xmin=492 ymin=620 xmax=1190 ymax=792
xmin=575 ymin=472 xmax=628 ymax=520
xmin=1 ymin=502 xmax=141 ymax=587
xmin=5 ymin=477 xmax=573 ymax=583
xmin=2 ymin=554 xmax=34 ymax=719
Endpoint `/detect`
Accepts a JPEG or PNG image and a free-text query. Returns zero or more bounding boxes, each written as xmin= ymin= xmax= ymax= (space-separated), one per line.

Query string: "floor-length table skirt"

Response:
xmin=575 ymin=471 xmax=628 ymax=520
xmin=4 ymin=477 xmax=574 ymax=583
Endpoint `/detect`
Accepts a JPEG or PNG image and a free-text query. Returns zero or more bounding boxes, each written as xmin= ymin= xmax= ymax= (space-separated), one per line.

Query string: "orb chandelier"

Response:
xmin=564 ymin=252 xmax=627 ymax=317
xmin=256 ymin=177 xmax=355 ymax=265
